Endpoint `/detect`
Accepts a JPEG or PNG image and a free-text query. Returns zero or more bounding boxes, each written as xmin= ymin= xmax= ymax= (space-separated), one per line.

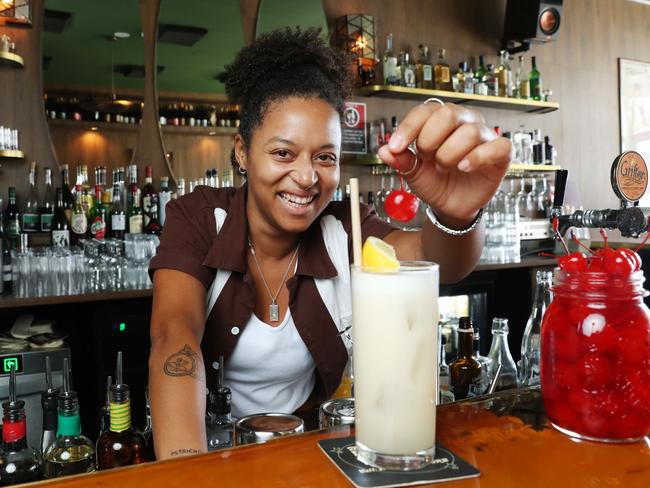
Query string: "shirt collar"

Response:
xmin=202 ymin=183 xmax=338 ymax=279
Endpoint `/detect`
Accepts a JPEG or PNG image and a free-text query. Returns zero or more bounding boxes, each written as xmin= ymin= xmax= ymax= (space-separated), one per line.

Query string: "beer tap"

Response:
xmin=551 ymin=151 xmax=650 ymax=238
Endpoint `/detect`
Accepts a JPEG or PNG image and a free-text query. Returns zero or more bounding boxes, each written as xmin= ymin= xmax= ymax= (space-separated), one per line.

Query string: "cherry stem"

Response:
xmin=599 ymin=228 xmax=608 ymax=248
xmin=570 ymin=230 xmax=595 ymax=254
xmin=538 ymin=252 xmax=557 ymax=258
xmin=398 ymin=174 xmax=405 ymax=192
xmin=552 ymin=216 xmax=569 ymax=254
xmin=634 ymin=222 xmax=650 ymax=252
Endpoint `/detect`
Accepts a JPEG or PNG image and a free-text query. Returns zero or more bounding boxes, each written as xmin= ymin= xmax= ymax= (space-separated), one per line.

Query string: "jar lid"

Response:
xmin=235 ymin=413 xmax=303 ymax=443
xmin=320 ymin=398 xmax=355 ymax=424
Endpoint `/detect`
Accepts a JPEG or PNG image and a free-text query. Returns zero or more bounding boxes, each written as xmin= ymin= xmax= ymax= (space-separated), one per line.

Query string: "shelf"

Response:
xmin=355 ymin=85 xmax=559 ymax=114
xmin=0 ymin=289 xmax=153 ymax=309
xmin=47 ymin=119 xmax=238 ymax=136
xmin=0 ymin=51 xmax=24 ymax=68
xmin=508 ymin=163 xmax=561 ymax=173
xmin=161 ymin=125 xmax=237 ymax=136
xmin=0 ymin=149 xmax=25 ymax=159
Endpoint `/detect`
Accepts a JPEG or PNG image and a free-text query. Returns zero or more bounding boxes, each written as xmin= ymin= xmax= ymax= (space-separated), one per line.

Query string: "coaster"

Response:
xmin=318 ymin=436 xmax=480 ymax=488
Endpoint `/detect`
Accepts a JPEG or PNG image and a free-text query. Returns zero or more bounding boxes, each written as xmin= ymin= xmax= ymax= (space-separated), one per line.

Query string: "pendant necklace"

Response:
xmin=248 ymin=239 xmax=300 ymax=322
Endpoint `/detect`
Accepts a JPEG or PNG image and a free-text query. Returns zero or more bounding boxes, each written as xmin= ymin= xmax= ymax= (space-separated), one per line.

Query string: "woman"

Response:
xmin=149 ymin=28 xmax=511 ymax=460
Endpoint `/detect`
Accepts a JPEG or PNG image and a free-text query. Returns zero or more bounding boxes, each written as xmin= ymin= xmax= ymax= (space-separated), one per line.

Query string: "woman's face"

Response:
xmin=239 ymin=96 xmax=341 ymax=235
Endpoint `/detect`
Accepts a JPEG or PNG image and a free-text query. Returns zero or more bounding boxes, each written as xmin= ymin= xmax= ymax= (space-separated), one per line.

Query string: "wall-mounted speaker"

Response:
xmin=503 ymin=0 xmax=563 ymax=53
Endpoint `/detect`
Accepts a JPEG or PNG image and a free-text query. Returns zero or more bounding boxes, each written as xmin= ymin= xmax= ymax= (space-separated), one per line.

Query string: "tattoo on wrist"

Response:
xmin=164 ymin=344 xmax=202 ymax=380
xmin=170 ymin=448 xmax=201 ymax=457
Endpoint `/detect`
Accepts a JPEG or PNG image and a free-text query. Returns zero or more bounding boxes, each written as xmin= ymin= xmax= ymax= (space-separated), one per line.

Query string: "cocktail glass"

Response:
xmin=352 ymin=261 xmax=439 ymax=470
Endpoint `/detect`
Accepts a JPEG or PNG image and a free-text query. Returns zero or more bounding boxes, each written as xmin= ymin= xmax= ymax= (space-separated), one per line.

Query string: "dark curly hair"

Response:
xmin=224 ymin=27 xmax=352 ymax=153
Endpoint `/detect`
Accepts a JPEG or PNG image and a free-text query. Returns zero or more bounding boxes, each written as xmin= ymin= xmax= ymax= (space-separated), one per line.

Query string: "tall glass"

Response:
xmin=352 ymin=262 xmax=439 ymax=471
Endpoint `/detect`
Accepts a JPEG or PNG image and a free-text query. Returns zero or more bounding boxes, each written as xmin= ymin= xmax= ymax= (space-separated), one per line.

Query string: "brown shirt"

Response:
xmin=149 ymin=183 xmax=394 ymax=403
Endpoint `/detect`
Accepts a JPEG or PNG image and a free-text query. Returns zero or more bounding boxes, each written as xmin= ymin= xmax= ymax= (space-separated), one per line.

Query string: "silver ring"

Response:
xmin=400 ymin=147 xmax=419 ymax=176
xmin=424 ymin=97 xmax=445 ymax=107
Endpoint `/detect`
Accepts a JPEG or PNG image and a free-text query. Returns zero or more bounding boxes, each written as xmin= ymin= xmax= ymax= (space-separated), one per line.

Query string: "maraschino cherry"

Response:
xmin=384 ymin=175 xmax=419 ymax=222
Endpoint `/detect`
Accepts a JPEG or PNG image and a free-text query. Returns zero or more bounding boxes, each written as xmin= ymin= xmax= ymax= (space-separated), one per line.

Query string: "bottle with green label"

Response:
xmin=88 ymin=185 xmax=107 ymax=240
xmin=43 ymin=358 xmax=95 ymax=478
xmin=96 ymin=352 xmax=147 ymax=469
xmin=22 ymin=162 xmax=40 ymax=233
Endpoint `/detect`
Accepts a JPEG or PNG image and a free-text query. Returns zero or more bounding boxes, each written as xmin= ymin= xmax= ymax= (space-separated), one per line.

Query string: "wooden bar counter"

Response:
xmin=26 ymin=388 xmax=649 ymax=488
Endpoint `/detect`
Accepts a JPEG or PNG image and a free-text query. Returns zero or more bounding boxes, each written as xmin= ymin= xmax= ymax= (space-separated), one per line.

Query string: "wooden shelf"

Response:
xmin=0 ymin=51 xmax=24 ymax=68
xmin=0 ymin=289 xmax=152 ymax=309
xmin=0 ymin=149 xmax=25 ymax=159
xmin=47 ymin=119 xmax=237 ymax=136
xmin=355 ymin=85 xmax=559 ymax=114
xmin=161 ymin=125 xmax=237 ymax=136
xmin=509 ymin=163 xmax=561 ymax=172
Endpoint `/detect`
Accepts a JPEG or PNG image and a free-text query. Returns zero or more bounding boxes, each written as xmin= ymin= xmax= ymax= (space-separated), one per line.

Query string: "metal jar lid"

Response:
xmin=319 ymin=398 xmax=355 ymax=429
xmin=234 ymin=413 xmax=304 ymax=446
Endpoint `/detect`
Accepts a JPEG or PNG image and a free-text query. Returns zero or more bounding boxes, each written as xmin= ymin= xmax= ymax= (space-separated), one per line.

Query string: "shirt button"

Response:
xmin=212 ymin=362 xmax=220 ymax=370
xmin=231 ymin=326 xmax=240 ymax=336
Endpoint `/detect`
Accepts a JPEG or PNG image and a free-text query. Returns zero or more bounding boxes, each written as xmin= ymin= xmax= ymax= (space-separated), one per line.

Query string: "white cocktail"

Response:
xmin=352 ymin=262 xmax=439 ymax=470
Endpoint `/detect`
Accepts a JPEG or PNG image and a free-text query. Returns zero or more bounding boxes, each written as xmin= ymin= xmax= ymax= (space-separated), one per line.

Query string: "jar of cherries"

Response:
xmin=541 ymin=247 xmax=650 ymax=442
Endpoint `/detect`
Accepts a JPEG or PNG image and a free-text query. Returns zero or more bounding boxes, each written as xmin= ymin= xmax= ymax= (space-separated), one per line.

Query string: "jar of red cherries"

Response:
xmin=541 ymin=248 xmax=650 ymax=442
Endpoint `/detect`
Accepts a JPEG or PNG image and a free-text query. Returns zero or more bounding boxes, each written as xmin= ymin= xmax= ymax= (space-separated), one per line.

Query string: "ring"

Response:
xmin=400 ymin=147 xmax=420 ymax=176
xmin=424 ymin=97 xmax=445 ymax=107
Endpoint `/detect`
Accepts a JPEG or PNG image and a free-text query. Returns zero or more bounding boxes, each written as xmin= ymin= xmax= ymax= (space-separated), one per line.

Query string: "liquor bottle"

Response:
xmin=158 ymin=177 xmax=172 ymax=227
xmin=474 ymin=55 xmax=486 ymax=82
xmin=452 ymin=62 xmax=466 ymax=93
xmin=382 ymin=33 xmax=399 ymax=86
xmin=211 ymin=168 xmax=219 ymax=188
xmin=531 ymin=129 xmax=546 ymax=165
xmin=142 ymin=387 xmax=155 ymax=461
xmin=415 ymin=45 xmax=433 ymax=89
xmin=94 ymin=166 xmax=107 ymax=192
xmin=544 ymin=136 xmax=556 ymax=165
xmin=485 ymin=64 xmax=499 ymax=97
xmin=472 ymin=329 xmax=492 ymax=395
xmin=88 ymin=185 xmax=107 ymax=240
xmin=141 ymin=166 xmax=156 ymax=227
xmin=516 ymin=55 xmax=530 ymax=99
xmin=43 ymin=358 xmax=95 ymax=478
xmin=496 ymin=50 xmax=514 ymax=98
xmin=39 ymin=168 xmax=55 ymax=232
xmin=128 ymin=187 xmax=144 ymax=234
xmin=77 ymin=165 xmax=93 ymax=215
xmin=109 ymin=185 xmax=126 ymax=239
xmin=22 ymin=162 xmax=40 ymax=233
xmin=529 ymin=56 xmax=542 ymax=101
xmin=70 ymin=185 xmax=88 ymax=245
xmin=40 ymin=357 xmax=59 ymax=456
xmin=114 ymin=167 xmax=127 ymax=212
xmin=4 ymin=187 xmax=20 ymax=246
xmin=438 ymin=334 xmax=454 ymax=404
xmin=176 ymin=178 xmax=186 ymax=197
xmin=0 ymin=365 xmax=43 ymax=485
xmin=96 ymin=352 xmax=147 ymax=469
xmin=519 ymin=270 xmax=553 ymax=387
xmin=400 ymin=52 xmax=416 ymax=88
xmin=487 ymin=318 xmax=518 ymax=391
xmin=205 ymin=169 xmax=213 ymax=188
xmin=126 ymin=165 xmax=140 ymax=210
xmin=60 ymin=164 xmax=74 ymax=224
xmin=462 ymin=62 xmax=475 ymax=94
xmin=206 ymin=356 xmax=234 ymax=451
xmin=51 ymin=189 xmax=70 ymax=248
xmin=433 ymin=49 xmax=452 ymax=91
xmin=449 ymin=317 xmax=483 ymax=400
xmin=144 ymin=195 xmax=161 ymax=235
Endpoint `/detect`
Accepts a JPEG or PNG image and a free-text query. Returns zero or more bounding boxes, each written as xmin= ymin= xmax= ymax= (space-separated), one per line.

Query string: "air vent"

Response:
xmin=43 ymin=9 xmax=72 ymax=33
xmin=158 ymin=24 xmax=207 ymax=46
xmin=114 ymin=64 xmax=165 ymax=78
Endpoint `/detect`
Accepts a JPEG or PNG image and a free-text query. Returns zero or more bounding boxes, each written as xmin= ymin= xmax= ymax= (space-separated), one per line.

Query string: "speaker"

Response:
xmin=503 ymin=0 xmax=563 ymax=51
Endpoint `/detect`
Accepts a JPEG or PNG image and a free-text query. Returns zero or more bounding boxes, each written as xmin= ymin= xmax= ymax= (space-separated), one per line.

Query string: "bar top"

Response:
xmin=30 ymin=388 xmax=650 ymax=488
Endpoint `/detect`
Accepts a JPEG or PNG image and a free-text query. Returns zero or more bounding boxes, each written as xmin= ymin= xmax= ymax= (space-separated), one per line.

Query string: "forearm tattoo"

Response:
xmin=163 ymin=344 xmax=203 ymax=380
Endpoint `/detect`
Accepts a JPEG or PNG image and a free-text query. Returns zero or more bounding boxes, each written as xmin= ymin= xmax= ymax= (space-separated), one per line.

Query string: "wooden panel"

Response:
xmin=162 ymin=131 xmax=236 ymax=182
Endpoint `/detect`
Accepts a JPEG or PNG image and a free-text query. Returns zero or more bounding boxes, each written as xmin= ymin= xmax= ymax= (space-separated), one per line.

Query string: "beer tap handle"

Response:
xmin=552 ymin=169 xmax=569 ymax=215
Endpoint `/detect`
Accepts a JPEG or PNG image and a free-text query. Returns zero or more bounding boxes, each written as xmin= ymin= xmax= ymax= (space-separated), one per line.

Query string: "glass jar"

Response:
xmin=541 ymin=269 xmax=650 ymax=442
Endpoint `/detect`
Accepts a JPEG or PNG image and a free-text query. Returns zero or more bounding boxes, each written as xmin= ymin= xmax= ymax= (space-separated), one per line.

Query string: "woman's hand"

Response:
xmin=378 ymin=102 xmax=512 ymax=228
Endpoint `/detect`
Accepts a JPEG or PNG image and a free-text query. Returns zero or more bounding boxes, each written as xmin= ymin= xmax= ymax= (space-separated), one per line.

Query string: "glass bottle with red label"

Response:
xmin=70 ymin=185 xmax=88 ymax=245
xmin=0 ymin=364 xmax=43 ymax=485
xmin=88 ymin=185 xmax=107 ymax=240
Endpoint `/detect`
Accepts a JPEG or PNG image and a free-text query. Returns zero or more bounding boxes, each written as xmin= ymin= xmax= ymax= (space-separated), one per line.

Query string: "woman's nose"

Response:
xmin=292 ymin=155 xmax=317 ymax=187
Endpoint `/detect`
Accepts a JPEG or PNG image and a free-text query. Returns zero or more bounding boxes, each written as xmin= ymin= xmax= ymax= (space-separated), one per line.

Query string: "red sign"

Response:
xmin=341 ymin=101 xmax=367 ymax=154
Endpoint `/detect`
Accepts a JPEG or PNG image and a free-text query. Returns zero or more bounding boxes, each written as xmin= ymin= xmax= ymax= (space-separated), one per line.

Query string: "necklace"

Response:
xmin=248 ymin=239 xmax=300 ymax=322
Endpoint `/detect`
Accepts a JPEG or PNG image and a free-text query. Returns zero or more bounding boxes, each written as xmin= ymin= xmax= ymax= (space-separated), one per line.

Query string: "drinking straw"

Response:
xmin=350 ymin=178 xmax=362 ymax=266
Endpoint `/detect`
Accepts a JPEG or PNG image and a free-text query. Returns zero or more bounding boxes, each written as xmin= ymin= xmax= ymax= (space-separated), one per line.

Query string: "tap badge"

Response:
xmin=611 ymin=151 xmax=648 ymax=203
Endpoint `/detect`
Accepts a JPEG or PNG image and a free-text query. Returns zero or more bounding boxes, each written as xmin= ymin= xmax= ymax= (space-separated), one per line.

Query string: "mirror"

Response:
xmin=42 ymin=0 xmax=144 ymax=176
xmin=156 ymin=0 xmax=244 ymax=185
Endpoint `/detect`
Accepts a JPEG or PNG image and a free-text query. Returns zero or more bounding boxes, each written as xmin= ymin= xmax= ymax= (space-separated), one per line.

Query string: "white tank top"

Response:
xmin=223 ymin=309 xmax=316 ymax=419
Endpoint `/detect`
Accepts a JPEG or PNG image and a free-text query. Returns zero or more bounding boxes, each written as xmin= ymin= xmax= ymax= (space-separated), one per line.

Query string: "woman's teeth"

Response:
xmin=279 ymin=193 xmax=315 ymax=206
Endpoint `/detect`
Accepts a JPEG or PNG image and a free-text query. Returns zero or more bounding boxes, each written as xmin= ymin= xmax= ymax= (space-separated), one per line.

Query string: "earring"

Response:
xmin=238 ymin=165 xmax=247 ymax=176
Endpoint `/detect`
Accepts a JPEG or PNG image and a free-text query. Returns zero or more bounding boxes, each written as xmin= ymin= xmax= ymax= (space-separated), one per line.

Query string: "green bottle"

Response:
xmin=529 ymin=56 xmax=542 ymax=101
xmin=474 ymin=55 xmax=486 ymax=82
xmin=43 ymin=358 xmax=96 ymax=478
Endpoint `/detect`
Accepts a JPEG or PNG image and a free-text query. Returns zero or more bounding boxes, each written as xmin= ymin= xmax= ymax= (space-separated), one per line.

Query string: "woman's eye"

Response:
xmin=316 ymin=154 xmax=337 ymax=163
xmin=274 ymin=150 xmax=291 ymax=158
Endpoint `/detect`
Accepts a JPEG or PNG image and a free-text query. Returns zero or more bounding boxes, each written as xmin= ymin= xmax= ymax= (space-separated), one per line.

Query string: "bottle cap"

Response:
xmin=492 ymin=317 xmax=509 ymax=333
xmin=458 ymin=316 xmax=473 ymax=331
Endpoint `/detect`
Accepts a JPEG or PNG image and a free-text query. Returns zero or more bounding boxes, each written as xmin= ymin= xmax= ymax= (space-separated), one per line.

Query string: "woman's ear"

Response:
xmin=234 ymin=134 xmax=247 ymax=171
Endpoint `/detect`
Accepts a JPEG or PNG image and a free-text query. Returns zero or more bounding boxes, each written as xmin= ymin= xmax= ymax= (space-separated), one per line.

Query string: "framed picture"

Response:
xmin=619 ymin=58 xmax=650 ymax=205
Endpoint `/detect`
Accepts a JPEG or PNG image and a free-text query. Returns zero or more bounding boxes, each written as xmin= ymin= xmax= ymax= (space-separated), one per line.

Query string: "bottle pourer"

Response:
xmin=110 ymin=351 xmax=129 ymax=403
xmin=41 ymin=356 xmax=60 ymax=415
xmin=58 ymin=358 xmax=78 ymax=413
xmin=3 ymin=364 xmax=25 ymax=422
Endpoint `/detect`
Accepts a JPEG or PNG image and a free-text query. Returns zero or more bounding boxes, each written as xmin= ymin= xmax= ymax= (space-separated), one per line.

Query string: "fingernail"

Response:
xmin=388 ymin=134 xmax=404 ymax=151
xmin=457 ymin=159 xmax=471 ymax=172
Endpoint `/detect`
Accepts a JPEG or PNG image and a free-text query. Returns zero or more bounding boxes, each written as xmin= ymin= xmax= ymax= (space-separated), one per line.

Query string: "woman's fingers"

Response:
xmin=455 ymin=137 xmax=513 ymax=176
xmin=385 ymin=103 xmax=441 ymax=153
xmin=434 ymin=122 xmax=498 ymax=171
xmin=414 ymin=105 xmax=483 ymax=155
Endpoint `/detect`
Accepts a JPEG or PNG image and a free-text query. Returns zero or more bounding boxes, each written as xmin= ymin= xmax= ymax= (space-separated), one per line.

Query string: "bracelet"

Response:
xmin=425 ymin=206 xmax=484 ymax=236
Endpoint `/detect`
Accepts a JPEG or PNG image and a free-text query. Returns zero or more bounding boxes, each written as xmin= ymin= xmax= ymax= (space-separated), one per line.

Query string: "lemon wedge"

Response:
xmin=361 ymin=237 xmax=400 ymax=272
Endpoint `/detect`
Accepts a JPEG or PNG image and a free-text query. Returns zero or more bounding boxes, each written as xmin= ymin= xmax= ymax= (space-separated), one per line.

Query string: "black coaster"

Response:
xmin=318 ymin=436 xmax=480 ymax=488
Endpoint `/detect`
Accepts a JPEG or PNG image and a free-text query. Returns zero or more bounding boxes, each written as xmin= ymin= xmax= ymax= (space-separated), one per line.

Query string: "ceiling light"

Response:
xmin=113 ymin=31 xmax=130 ymax=39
